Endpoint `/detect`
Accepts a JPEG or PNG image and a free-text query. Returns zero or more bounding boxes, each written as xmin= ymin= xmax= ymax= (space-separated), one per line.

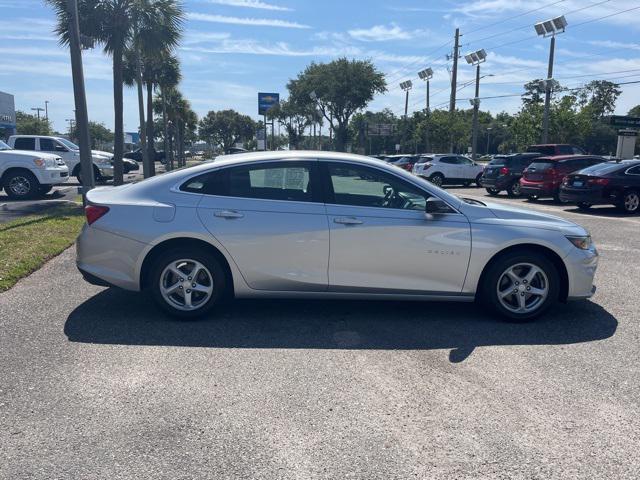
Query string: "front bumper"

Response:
xmin=565 ymin=244 xmax=599 ymax=300
xmin=96 ymin=164 xmax=114 ymax=179
xmin=33 ymin=167 xmax=70 ymax=185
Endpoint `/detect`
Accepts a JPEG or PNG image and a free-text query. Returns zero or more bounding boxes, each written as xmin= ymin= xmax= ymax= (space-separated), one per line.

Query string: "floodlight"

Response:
xmin=418 ymin=68 xmax=433 ymax=80
xmin=465 ymin=49 xmax=487 ymax=65
xmin=400 ymin=80 xmax=413 ymax=91
xmin=534 ymin=15 xmax=568 ymax=37
xmin=553 ymin=15 xmax=568 ymax=30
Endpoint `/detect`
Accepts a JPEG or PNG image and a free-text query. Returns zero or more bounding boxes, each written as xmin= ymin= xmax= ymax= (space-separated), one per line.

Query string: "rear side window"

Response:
xmin=39 ymin=138 xmax=58 ymax=151
xmin=440 ymin=156 xmax=457 ymax=164
xmin=488 ymin=157 xmax=508 ymax=166
xmin=13 ymin=138 xmax=36 ymax=150
xmin=626 ymin=165 xmax=640 ymax=175
xmin=181 ymin=162 xmax=317 ymax=203
xmin=557 ymin=145 xmax=573 ymax=155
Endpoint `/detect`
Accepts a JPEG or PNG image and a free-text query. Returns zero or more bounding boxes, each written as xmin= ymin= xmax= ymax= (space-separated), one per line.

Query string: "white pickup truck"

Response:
xmin=0 ymin=139 xmax=69 ymax=199
xmin=7 ymin=135 xmax=114 ymax=183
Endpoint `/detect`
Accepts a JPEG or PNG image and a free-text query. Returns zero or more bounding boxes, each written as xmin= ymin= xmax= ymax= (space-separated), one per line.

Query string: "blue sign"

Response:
xmin=258 ymin=92 xmax=279 ymax=116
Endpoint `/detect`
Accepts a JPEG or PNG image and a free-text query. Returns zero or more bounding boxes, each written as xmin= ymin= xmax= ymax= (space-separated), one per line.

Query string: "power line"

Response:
xmin=463 ymin=0 xmax=568 ymax=35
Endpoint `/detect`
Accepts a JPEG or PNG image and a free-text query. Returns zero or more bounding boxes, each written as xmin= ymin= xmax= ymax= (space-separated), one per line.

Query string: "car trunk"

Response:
xmin=523 ymin=161 xmax=556 ymax=182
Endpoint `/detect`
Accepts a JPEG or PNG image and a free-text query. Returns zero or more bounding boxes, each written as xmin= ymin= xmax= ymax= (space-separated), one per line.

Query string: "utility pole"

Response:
xmin=45 ymin=101 xmax=49 ymax=121
xmin=486 ymin=127 xmax=492 ymax=155
xmin=449 ymin=28 xmax=460 ymax=153
xmin=66 ymin=0 xmax=95 ymax=200
xmin=542 ymin=35 xmax=555 ymax=144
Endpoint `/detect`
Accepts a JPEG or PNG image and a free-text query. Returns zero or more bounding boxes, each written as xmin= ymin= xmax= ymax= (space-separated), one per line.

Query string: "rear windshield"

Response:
xmin=527 ymin=161 xmax=555 ymax=171
xmin=488 ymin=156 xmax=509 ymax=166
xmin=578 ymin=162 xmax=626 ymax=176
xmin=416 ymin=156 xmax=433 ymax=164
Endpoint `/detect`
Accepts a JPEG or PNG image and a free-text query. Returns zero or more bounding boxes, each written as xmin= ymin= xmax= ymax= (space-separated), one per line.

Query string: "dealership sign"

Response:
xmin=609 ymin=115 xmax=640 ymax=128
xmin=258 ymin=92 xmax=279 ymax=116
xmin=0 ymin=91 xmax=16 ymax=127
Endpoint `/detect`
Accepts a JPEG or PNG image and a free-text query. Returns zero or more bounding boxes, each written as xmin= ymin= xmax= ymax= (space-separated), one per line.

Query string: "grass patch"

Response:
xmin=0 ymin=203 xmax=85 ymax=292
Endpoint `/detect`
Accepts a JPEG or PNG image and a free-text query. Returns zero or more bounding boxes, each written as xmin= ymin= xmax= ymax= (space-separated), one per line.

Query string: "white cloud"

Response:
xmin=186 ymin=12 xmax=310 ymax=29
xmin=183 ymin=31 xmax=233 ymax=45
xmin=195 ymin=0 xmax=292 ymax=11
xmin=588 ymin=40 xmax=640 ymax=52
xmin=0 ymin=47 xmax=67 ymax=57
xmin=348 ymin=23 xmax=429 ymax=42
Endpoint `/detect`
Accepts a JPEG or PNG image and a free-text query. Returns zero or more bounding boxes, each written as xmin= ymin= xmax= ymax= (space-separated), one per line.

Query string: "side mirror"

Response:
xmin=55 ymin=145 xmax=68 ymax=152
xmin=425 ymin=197 xmax=453 ymax=216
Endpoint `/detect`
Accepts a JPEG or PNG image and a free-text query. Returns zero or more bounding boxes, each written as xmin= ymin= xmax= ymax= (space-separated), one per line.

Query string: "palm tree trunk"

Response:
xmin=161 ymin=87 xmax=172 ymax=170
xmin=134 ymin=46 xmax=150 ymax=179
xmin=146 ymin=81 xmax=155 ymax=176
xmin=112 ymin=40 xmax=125 ymax=185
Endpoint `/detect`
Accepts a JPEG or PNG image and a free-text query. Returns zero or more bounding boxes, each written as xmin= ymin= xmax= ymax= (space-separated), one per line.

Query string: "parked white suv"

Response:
xmin=7 ymin=135 xmax=113 ymax=183
xmin=412 ymin=154 xmax=485 ymax=187
xmin=0 ymin=139 xmax=69 ymax=199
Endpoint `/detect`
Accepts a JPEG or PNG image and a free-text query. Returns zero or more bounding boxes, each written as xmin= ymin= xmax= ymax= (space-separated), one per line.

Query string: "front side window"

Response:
xmin=39 ymin=138 xmax=58 ymax=151
xmin=457 ymin=156 xmax=473 ymax=165
xmin=326 ymin=163 xmax=429 ymax=211
xmin=13 ymin=137 xmax=36 ymax=150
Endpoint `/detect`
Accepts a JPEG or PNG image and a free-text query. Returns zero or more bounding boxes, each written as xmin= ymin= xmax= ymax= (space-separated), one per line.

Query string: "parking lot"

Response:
xmin=1 ymin=183 xmax=639 ymax=479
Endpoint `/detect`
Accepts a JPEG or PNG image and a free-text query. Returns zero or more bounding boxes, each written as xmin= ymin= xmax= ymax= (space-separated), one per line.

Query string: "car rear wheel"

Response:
xmin=3 ymin=170 xmax=39 ymax=199
xmin=577 ymin=202 xmax=592 ymax=211
xmin=150 ymin=248 xmax=227 ymax=319
xmin=618 ymin=190 xmax=640 ymax=214
xmin=481 ymin=252 xmax=559 ymax=322
xmin=486 ymin=188 xmax=499 ymax=196
xmin=527 ymin=195 xmax=538 ymax=202
xmin=506 ymin=181 xmax=522 ymax=197
xmin=475 ymin=173 xmax=483 ymax=187
xmin=429 ymin=173 xmax=444 ymax=187
xmin=553 ymin=192 xmax=569 ymax=204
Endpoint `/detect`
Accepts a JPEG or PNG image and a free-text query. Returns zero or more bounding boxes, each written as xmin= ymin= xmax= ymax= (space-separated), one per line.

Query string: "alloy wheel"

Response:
xmin=430 ymin=175 xmax=443 ymax=187
xmin=511 ymin=182 xmax=521 ymax=196
xmin=496 ymin=263 xmax=549 ymax=314
xmin=159 ymin=259 xmax=214 ymax=311
xmin=624 ymin=192 xmax=639 ymax=213
xmin=8 ymin=176 xmax=31 ymax=196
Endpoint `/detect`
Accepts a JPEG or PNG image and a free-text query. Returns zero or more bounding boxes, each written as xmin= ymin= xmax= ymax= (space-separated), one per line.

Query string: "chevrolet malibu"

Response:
xmin=76 ymin=151 xmax=598 ymax=321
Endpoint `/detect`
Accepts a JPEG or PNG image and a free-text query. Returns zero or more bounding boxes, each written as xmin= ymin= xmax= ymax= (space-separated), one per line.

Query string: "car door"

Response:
xmin=457 ymin=156 xmax=478 ymax=180
xmin=322 ymin=161 xmax=471 ymax=294
xmin=194 ymin=160 xmax=330 ymax=292
xmin=438 ymin=156 xmax=460 ymax=179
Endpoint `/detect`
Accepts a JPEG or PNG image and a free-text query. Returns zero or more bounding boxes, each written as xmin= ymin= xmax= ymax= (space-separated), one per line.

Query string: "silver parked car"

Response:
xmin=77 ymin=151 xmax=598 ymax=321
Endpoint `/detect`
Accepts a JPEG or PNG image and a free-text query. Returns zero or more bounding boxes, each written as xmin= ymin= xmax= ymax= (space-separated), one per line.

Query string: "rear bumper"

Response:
xmin=520 ymin=182 xmax=556 ymax=198
xmin=558 ymin=187 xmax=606 ymax=204
xmin=76 ymin=223 xmax=147 ymax=291
xmin=480 ymin=176 xmax=514 ymax=190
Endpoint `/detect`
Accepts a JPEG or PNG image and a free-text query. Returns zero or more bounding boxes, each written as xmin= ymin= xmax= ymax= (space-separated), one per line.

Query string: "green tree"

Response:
xmin=15 ymin=111 xmax=52 ymax=135
xmin=267 ymin=99 xmax=314 ymax=150
xmin=577 ymin=80 xmax=622 ymax=119
xmin=72 ymin=121 xmax=114 ymax=149
xmin=287 ymin=58 xmax=386 ymax=151
xmin=198 ymin=110 xmax=255 ymax=153
xmin=629 ymin=105 xmax=640 ymax=117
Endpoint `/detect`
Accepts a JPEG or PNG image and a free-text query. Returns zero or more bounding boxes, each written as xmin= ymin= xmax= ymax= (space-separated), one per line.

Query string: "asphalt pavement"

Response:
xmin=1 ymin=186 xmax=639 ymax=479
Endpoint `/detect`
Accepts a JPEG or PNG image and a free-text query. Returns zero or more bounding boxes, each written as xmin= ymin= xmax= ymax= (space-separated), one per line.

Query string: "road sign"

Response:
xmin=258 ymin=92 xmax=279 ymax=115
xmin=367 ymin=123 xmax=395 ymax=136
xmin=608 ymin=115 xmax=640 ymax=128
xmin=618 ymin=129 xmax=638 ymax=137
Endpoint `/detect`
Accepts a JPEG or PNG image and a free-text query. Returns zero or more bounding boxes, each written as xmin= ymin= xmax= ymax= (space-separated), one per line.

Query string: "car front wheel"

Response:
xmin=150 ymin=248 xmax=227 ymax=319
xmin=506 ymin=181 xmax=522 ymax=197
xmin=481 ymin=252 xmax=559 ymax=322
xmin=486 ymin=188 xmax=499 ymax=196
xmin=429 ymin=173 xmax=444 ymax=187
xmin=3 ymin=170 xmax=40 ymax=199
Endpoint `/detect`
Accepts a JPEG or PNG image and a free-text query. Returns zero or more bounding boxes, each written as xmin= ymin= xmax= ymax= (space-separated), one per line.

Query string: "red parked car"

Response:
xmin=526 ymin=144 xmax=586 ymax=156
xmin=520 ymin=155 xmax=606 ymax=202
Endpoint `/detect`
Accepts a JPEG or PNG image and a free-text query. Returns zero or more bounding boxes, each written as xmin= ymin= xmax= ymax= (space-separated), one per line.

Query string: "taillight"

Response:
xmin=562 ymin=176 xmax=570 ymax=185
xmin=85 ymin=205 xmax=110 ymax=225
xmin=546 ymin=168 xmax=557 ymax=178
xmin=499 ymin=167 xmax=509 ymax=176
xmin=422 ymin=164 xmax=432 ymax=170
xmin=588 ymin=178 xmax=610 ymax=186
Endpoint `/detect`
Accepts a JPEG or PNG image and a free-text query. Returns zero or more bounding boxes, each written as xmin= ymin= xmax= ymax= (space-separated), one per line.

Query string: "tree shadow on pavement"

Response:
xmin=64 ymin=289 xmax=618 ymax=363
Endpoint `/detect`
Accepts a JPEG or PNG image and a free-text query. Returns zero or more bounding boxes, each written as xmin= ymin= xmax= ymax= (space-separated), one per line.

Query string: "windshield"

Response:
xmin=578 ymin=162 xmax=626 ymax=176
xmin=58 ymin=138 xmax=79 ymax=150
xmin=0 ymin=140 xmax=11 ymax=150
xmin=488 ymin=156 xmax=508 ymax=166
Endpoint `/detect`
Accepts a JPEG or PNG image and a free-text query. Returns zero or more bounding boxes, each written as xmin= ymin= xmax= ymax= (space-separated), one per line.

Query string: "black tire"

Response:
xmin=553 ymin=192 xmax=569 ymax=204
xmin=38 ymin=185 xmax=53 ymax=196
xmin=75 ymin=165 xmax=102 ymax=185
xmin=463 ymin=181 xmax=472 ymax=187
xmin=506 ymin=181 xmax=522 ymax=198
xmin=3 ymin=170 xmax=40 ymax=199
xmin=486 ymin=188 xmax=500 ymax=196
xmin=429 ymin=173 xmax=444 ymax=187
xmin=475 ymin=173 xmax=483 ymax=187
xmin=149 ymin=248 xmax=228 ymax=319
xmin=577 ymin=202 xmax=592 ymax=211
xmin=480 ymin=251 xmax=560 ymax=322
xmin=617 ymin=190 xmax=640 ymax=214
xmin=527 ymin=195 xmax=538 ymax=202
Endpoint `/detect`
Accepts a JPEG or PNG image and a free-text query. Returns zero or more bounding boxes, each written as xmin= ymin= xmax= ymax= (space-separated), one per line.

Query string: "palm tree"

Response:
xmin=155 ymin=55 xmax=181 ymax=169
xmin=47 ymin=0 xmax=183 ymax=184
xmin=129 ymin=0 xmax=183 ymax=177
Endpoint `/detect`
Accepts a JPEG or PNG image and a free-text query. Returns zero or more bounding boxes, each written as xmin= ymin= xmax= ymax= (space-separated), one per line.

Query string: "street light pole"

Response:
xmin=534 ymin=15 xmax=567 ymax=144
xmin=31 ymin=107 xmax=44 ymax=120
xmin=486 ymin=127 xmax=492 ymax=155
xmin=464 ymin=49 xmax=487 ymax=161
xmin=45 ymin=101 xmax=49 ymax=121
xmin=418 ymin=68 xmax=433 ymax=153
xmin=66 ymin=0 xmax=95 ymax=199
xmin=542 ymin=35 xmax=555 ymax=143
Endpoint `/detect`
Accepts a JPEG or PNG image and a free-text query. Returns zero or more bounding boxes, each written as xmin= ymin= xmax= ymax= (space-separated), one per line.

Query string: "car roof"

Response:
xmin=211 ymin=150 xmax=392 ymax=167
xmin=533 ymin=155 xmax=602 ymax=162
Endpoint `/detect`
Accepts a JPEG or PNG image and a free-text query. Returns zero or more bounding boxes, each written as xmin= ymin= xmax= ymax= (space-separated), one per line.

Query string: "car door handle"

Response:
xmin=214 ymin=210 xmax=244 ymax=219
xmin=334 ymin=217 xmax=363 ymax=225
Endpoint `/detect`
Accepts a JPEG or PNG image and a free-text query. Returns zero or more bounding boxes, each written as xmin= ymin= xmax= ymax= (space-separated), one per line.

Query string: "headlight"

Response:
xmin=33 ymin=158 xmax=55 ymax=168
xmin=566 ymin=235 xmax=593 ymax=250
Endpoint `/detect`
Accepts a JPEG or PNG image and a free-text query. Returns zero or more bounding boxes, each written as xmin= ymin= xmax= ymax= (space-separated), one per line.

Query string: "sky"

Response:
xmin=1 ymin=0 xmax=640 ymax=134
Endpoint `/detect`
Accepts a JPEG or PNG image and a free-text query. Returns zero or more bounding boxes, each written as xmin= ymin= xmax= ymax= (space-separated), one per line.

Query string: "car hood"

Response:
xmin=92 ymin=150 xmax=113 ymax=159
xmin=0 ymin=149 xmax=61 ymax=161
xmin=464 ymin=199 xmax=588 ymax=236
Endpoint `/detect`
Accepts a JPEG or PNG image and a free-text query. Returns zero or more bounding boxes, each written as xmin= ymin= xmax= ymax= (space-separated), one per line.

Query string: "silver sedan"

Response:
xmin=76 ymin=151 xmax=598 ymax=321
